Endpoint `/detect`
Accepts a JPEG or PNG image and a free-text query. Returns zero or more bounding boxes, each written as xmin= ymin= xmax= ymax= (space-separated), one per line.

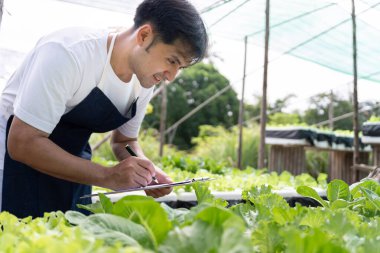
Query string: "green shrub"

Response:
xmin=161 ymin=155 xmax=227 ymax=174
xmin=191 ymin=124 xmax=263 ymax=168
xmin=90 ymin=129 xmax=183 ymax=164
xmin=89 ymin=133 xmax=116 ymax=161
xmin=268 ymin=112 xmax=301 ymax=125
xmin=138 ymin=128 xmax=185 ymax=164
xmin=305 ymin=150 xmax=328 ymax=177
xmin=366 ymin=115 xmax=380 ymax=122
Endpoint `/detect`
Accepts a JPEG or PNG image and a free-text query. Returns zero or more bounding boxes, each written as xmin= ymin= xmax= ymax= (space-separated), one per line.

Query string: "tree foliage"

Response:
xmin=302 ymin=92 xmax=373 ymax=130
xmin=268 ymin=94 xmax=296 ymax=113
xmin=143 ymin=63 xmax=239 ymax=149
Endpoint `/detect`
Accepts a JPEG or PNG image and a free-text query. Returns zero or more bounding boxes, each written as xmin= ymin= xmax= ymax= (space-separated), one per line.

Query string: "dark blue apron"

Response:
xmin=1 ymin=33 xmax=137 ymax=218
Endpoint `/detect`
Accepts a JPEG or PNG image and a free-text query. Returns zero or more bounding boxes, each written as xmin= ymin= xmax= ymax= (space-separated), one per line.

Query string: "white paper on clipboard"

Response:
xmin=80 ymin=177 xmax=214 ymax=199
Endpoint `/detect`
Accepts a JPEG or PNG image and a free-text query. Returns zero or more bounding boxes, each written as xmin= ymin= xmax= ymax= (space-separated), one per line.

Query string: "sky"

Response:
xmin=1 ymin=0 xmax=380 ymax=113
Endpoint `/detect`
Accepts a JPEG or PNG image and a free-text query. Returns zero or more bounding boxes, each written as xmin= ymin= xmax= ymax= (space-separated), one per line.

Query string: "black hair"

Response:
xmin=134 ymin=0 xmax=208 ymax=64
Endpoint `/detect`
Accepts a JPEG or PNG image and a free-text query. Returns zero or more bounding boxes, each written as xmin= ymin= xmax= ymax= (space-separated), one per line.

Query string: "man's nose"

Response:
xmin=164 ymin=67 xmax=180 ymax=82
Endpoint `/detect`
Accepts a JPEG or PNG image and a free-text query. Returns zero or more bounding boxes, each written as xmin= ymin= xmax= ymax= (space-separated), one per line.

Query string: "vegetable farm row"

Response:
xmin=1 ymin=178 xmax=379 ymax=252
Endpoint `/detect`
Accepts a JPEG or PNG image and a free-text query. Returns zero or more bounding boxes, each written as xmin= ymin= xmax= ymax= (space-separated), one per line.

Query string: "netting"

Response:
xmin=42 ymin=0 xmax=380 ymax=83
xmin=200 ymin=0 xmax=380 ymax=83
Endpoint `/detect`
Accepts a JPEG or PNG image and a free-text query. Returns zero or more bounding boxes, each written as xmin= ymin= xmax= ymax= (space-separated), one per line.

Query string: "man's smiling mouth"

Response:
xmin=154 ymin=74 xmax=162 ymax=83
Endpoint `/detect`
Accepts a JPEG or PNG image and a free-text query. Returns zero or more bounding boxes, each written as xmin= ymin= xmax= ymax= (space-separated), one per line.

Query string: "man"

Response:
xmin=0 ymin=0 xmax=208 ymax=218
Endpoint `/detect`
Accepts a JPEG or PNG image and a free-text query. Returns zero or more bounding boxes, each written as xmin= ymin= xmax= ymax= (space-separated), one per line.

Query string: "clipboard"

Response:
xmin=80 ymin=177 xmax=214 ymax=199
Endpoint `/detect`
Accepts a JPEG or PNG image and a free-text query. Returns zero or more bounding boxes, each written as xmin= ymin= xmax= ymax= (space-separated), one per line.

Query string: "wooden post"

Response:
xmin=328 ymin=90 xmax=334 ymax=129
xmin=328 ymin=90 xmax=334 ymax=175
xmin=330 ymin=150 xmax=369 ymax=184
xmin=372 ymin=145 xmax=380 ymax=166
xmin=159 ymin=83 xmax=167 ymax=157
xmin=351 ymin=0 xmax=360 ymax=182
xmin=237 ymin=36 xmax=248 ymax=169
xmin=268 ymin=145 xmax=306 ymax=175
xmin=258 ymin=0 xmax=270 ymax=169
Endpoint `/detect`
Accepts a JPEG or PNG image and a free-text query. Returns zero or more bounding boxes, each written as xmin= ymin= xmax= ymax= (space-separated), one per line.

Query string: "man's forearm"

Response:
xmin=112 ymin=139 xmax=146 ymax=161
xmin=111 ymin=129 xmax=147 ymax=161
xmin=7 ymin=117 xmax=109 ymax=188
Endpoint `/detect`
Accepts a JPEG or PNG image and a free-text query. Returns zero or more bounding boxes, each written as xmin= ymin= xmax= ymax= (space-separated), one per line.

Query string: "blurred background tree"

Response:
xmin=303 ymin=92 xmax=352 ymax=129
xmin=144 ymin=63 xmax=240 ymax=149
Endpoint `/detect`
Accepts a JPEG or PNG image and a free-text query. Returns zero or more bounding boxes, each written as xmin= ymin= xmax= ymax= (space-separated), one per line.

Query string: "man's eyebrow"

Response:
xmin=174 ymin=50 xmax=193 ymax=66
xmin=172 ymin=55 xmax=181 ymax=64
xmin=171 ymin=54 xmax=188 ymax=69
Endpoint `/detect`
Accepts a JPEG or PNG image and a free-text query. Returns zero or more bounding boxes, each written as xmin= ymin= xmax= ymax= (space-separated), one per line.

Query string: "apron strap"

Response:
xmin=98 ymin=33 xmax=117 ymax=90
xmin=132 ymin=75 xmax=141 ymax=101
xmin=98 ymin=32 xmax=141 ymax=103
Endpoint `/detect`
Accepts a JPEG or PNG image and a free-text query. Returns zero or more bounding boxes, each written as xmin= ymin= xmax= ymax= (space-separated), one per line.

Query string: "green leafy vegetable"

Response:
xmin=297 ymin=186 xmax=329 ymax=207
xmin=327 ymin=179 xmax=350 ymax=202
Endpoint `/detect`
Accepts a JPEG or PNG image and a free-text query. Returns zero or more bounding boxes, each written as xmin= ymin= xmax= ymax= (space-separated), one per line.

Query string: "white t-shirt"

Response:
xmin=0 ymin=27 xmax=154 ymax=206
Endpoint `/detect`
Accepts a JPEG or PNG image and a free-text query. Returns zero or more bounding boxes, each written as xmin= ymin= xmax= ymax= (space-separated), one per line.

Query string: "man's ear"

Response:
xmin=136 ymin=24 xmax=153 ymax=46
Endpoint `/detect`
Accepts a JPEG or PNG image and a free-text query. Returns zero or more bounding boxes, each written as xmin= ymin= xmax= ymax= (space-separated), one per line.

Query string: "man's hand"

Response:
xmin=109 ymin=130 xmax=173 ymax=198
xmin=144 ymin=166 xmax=173 ymax=198
xmin=107 ymin=156 xmax=156 ymax=190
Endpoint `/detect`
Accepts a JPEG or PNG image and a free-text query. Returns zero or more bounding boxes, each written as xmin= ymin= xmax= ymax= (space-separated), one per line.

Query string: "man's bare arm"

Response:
xmin=8 ymin=116 xmax=108 ymax=186
xmin=7 ymin=116 xmax=153 ymax=190
xmin=111 ymin=129 xmax=146 ymax=161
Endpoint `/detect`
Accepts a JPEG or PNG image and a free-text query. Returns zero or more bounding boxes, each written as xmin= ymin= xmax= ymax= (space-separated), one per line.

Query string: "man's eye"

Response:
xmin=168 ymin=59 xmax=176 ymax=65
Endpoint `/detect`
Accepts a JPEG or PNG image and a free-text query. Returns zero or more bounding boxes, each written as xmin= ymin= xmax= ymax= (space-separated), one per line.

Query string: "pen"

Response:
xmin=125 ymin=144 xmax=159 ymax=184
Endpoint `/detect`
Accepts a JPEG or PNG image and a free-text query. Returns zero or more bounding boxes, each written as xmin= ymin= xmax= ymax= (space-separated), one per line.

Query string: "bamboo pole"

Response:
xmin=159 ymin=83 xmax=167 ymax=156
xmin=237 ymin=36 xmax=248 ymax=169
xmin=351 ymin=0 xmax=360 ymax=183
xmin=258 ymin=0 xmax=270 ymax=169
xmin=328 ymin=90 xmax=334 ymax=176
xmin=328 ymin=90 xmax=334 ymax=129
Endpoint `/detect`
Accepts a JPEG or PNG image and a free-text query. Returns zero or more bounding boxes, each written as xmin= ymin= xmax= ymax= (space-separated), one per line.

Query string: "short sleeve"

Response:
xmin=14 ymin=42 xmax=80 ymax=134
xmin=117 ymin=87 xmax=154 ymax=138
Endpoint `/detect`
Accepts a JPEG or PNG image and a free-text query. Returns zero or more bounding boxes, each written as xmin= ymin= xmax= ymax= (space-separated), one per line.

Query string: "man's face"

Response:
xmin=131 ymin=38 xmax=192 ymax=89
